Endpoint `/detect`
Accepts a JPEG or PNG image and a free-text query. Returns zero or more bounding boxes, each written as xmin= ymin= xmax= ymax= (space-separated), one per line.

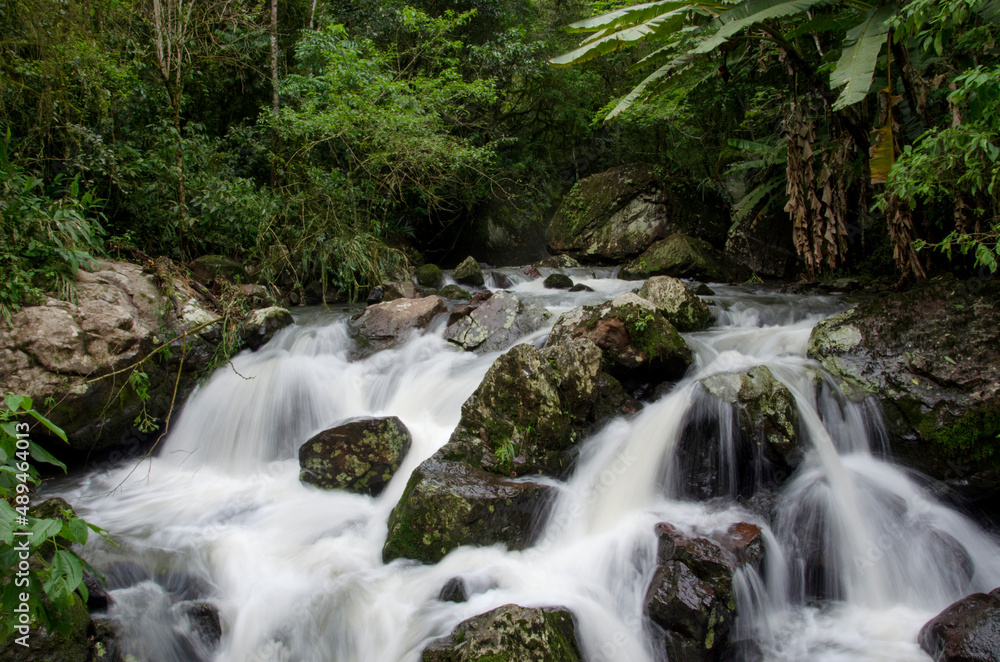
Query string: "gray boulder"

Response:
xmin=351 ymin=296 xmax=447 ymax=349
xmin=620 ymin=234 xmax=750 ymax=282
xmin=638 ymin=276 xmax=712 ymax=331
xmin=452 ymin=256 xmax=485 ymax=288
xmin=240 ymin=306 xmax=293 ymax=350
xmin=919 ymin=588 xmax=1000 ymax=662
xmin=443 ymin=291 xmax=550 ymax=353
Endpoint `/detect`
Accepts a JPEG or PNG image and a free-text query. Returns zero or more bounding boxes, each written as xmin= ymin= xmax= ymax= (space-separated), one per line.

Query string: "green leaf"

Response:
xmin=566 ymin=0 xmax=694 ymax=33
xmin=692 ymin=0 xmax=829 ymax=54
xmin=30 ymin=517 xmax=63 ymax=542
xmin=29 ymin=441 xmax=67 ymax=472
xmin=605 ymin=55 xmax=695 ymax=118
xmin=870 ymin=120 xmax=895 ymax=184
xmin=550 ymin=8 xmax=692 ymax=67
xmin=830 ymin=5 xmax=896 ymax=111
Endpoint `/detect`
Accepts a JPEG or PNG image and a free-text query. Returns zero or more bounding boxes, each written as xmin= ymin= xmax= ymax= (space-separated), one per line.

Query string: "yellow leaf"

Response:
xmin=870 ymin=121 xmax=894 ymax=185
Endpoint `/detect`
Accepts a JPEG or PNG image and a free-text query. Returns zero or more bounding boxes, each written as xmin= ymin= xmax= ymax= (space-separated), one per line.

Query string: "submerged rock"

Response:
xmin=382 ymin=458 xmax=552 ymax=564
xmin=415 ymin=264 xmax=444 ymax=288
xmin=543 ymin=273 xmax=574 ymax=289
xmin=807 ymin=274 xmax=1000 ymax=498
xmin=548 ymin=292 xmax=693 ymax=383
xmin=620 ymin=234 xmax=750 ymax=282
xmin=646 ymin=522 xmax=765 ymax=662
xmin=638 ymin=276 xmax=712 ymax=331
xmin=451 ymin=256 xmax=485 ymax=288
xmin=443 ymin=291 xmax=550 ymax=353
xmin=919 ymin=588 xmax=1000 ymax=662
xmin=299 ymin=416 xmax=412 ymax=496
xmin=351 ymin=296 xmax=447 ymax=349
xmin=421 ymin=604 xmax=583 ymax=662
xmin=546 ymin=163 xmax=729 ymax=264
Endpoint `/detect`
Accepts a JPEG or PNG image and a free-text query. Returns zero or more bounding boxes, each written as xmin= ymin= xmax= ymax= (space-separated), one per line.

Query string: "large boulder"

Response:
xmin=546 ymin=164 xmax=729 ymax=263
xmin=381 ymin=458 xmax=553 ymax=564
xmin=422 ymin=604 xmax=583 ymax=662
xmin=678 ymin=366 xmax=800 ymax=500
xmin=443 ymin=291 xmax=551 ymax=353
xmin=646 ymin=522 xmax=765 ymax=662
xmin=620 ymin=234 xmax=751 ymax=282
xmin=547 ymin=292 xmax=693 ymax=384
xmin=298 ymin=417 xmax=412 ymax=496
xmin=0 ymin=260 xmax=246 ymax=453
xmin=351 ymin=296 xmax=447 ymax=349
xmin=807 ymin=274 xmax=1000 ymax=498
xmin=638 ymin=276 xmax=712 ymax=331
xmin=919 ymin=588 xmax=1000 ymax=662
xmin=534 ymin=255 xmax=582 ymax=269
xmin=383 ymin=340 xmax=631 ymax=563
xmin=452 ymin=256 xmax=485 ymax=288
xmin=543 ymin=273 xmax=574 ymax=289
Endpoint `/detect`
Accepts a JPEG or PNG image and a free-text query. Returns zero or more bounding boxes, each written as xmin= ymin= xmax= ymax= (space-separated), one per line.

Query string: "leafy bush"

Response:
xmin=1 ymin=394 xmax=106 ymax=641
xmin=0 ymin=130 xmax=105 ymax=324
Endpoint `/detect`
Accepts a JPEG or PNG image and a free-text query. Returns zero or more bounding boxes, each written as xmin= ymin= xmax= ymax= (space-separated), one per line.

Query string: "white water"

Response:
xmin=54 ymin=270 xmax=1000 ymax=661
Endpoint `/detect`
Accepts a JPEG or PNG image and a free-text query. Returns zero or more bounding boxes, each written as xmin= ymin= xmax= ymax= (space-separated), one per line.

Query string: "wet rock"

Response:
xmin=437 ymin=284 xmax=471 ymax=300
xmin=188 ymin=255 xmax=248 ymax=284
xmin=443 ymin=291 xmax=550 ymax=354
xmin=366 ymin=286 xmax=384 ymax=305
xmin=546 ymin=164 xmax=729 ymax=264
xmin=548 ymin=292 xmax=693 ymax=384
xmin=452 ymin=256 xmax=485 ymax=288
xmin=299 ymin=416 xmax=412 ymax=496
xmin=438 ymin=577 xmax=469 ymax=603
xmin=646 ymin=522 xmax=765 ymax=662
xmin=543 ymin=273 xmax=574 ymax=289
xmin=807 ymin=274 xmax=1000 ymax=499
xmin=692 ymin=283 xmax=716 ymax=296
xmin=919 ymin=589 xmax=1000 ymax=662
xmin=0 ymin=260 xmax=231 ymax=452
xmin=678 ymin=366 xmax=800 ymax=500
xmin=380 ymin=280 xmax=418 ymax=302
xmin=569 ymin=283 xmax=594 ymax=292
xmin=523 ymin=265 xmax=542 ymax=279
xmin=87 ymin=617 xmax=123 ymax=662
xmin=415 ymin=264 xmax=444 ymax=288
xmin=421 ymin=604 xmax=583 ymax=662
xmin=178 ymin=601 xmax=223 ymax=648
xmin=351 ymin=296 xmax=447 ymax=349
xmin=240 ymin=306 xmax=294 ymax=351
xmin=621 ymin=233 xmax=751 ymax=282
xmin=534 ymin=254 xmax=582 ymax=269
xmin=639 ymin=276 xmax=712 ymax=331
xmin=84 ymin=573 xmax=113 ymax=612
xmin=382 ymin=457 xmax=553 ymax=564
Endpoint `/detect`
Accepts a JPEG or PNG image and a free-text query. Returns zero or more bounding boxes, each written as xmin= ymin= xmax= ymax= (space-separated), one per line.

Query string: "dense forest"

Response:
xmin=3 ymin=0 xmax=998 ymax=318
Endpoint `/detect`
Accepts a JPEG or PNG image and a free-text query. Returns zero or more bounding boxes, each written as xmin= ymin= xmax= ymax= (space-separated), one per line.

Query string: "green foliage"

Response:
xmin=0 ymin=131 xmax=105 ymax=324
xmin=1 ymin=394 xmax=108 ymax=641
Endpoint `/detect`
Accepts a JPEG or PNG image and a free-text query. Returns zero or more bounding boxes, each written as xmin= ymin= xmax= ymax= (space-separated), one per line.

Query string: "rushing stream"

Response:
xmin=54 ymin=267 xmax=1000 ymax=661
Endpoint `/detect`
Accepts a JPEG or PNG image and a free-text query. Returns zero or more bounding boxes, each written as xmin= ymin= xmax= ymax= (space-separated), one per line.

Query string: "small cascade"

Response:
xmin=53 ymin=279 xmax=1000 ymax=662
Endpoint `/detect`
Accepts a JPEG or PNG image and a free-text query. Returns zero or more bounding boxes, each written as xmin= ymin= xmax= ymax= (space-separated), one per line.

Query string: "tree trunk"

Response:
xmin=270 ymin=0 xmax=279 ymax=119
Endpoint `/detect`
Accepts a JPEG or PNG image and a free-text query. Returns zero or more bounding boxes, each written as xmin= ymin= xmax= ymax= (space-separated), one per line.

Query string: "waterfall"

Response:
xmin=53 ymin=274 xmax=1000 ymax=662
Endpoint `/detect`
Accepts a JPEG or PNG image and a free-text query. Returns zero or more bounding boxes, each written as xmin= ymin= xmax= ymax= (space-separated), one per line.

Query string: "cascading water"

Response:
xmin=52 ymin=270 xmax=1000 ymax=662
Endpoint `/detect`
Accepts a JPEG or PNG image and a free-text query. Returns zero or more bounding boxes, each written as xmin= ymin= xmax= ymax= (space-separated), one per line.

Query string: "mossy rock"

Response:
xmin=382 ymin=458 xmax=553 ymax=564
xmin=638 ymin=276 xmax=712 ymax=331
xmin=422 ymin=604 xmax=583 ymax=662
xmin=452 ymin=256 xmax=485 ymax=288
xmin=443 ymin=292 xmax=551 ymax=354
xmin=543 ymin=273 xmax=574 ymax=289
xmin=548 ymin=292 xmax=693 ymax=383
xmin=438 ymin=284 xmax=471 ymax=300
xmin=545 ymin=164 xmax=730 ymax=264
xmin=299 ymin=416 xmax=412 ymax=496
xmin=416 ymin=264 xmax=444 ymax=288
xmin=534 ymin=255 xmax=582 ymax=269
xmin=806 ymin=274 xmax=1000 ymax=498
xmin=620 ymin=234 xmax=750 ymax=282
xmin=0 ymin=594 xmax=90 ymax=662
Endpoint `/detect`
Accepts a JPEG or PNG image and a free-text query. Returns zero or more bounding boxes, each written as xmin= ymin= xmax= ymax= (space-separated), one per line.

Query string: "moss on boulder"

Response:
xmin=422 ymin=604 xmax=583 ymax=662
xmin=620 ymin=234 xmax=750 ymax=282
xmin=299 ymin=416 xmax=412 ymax=496
xmin=806 ymin=274 xmax=1000 ymax=498
xmin=416 ymin=264 xmax=444 ymax=288
xmin=452 ymin=256 xmax=485 ymax=288
xmin=638 ymin=276 xmax=712 ymax=331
